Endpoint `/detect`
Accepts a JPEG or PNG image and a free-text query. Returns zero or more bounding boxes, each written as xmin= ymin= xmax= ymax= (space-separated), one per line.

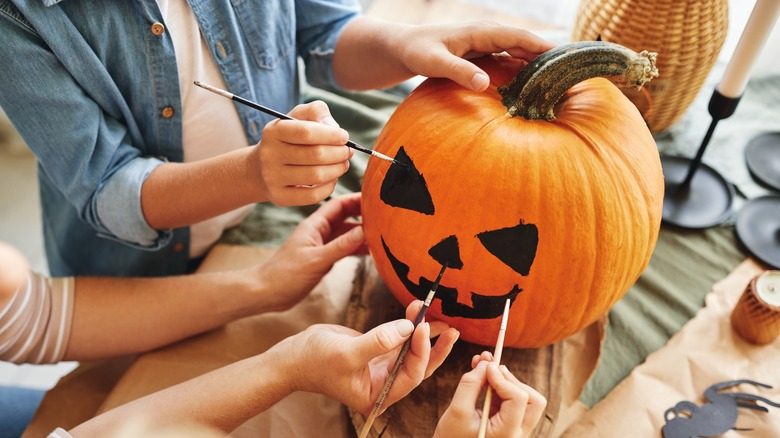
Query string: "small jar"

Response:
xmin=731 ymin=270 xmax=780 ymax=345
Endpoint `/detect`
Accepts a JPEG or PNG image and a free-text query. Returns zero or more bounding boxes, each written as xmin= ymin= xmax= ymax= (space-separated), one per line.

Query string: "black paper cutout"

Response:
xmin=379 ymin=146 xmax=435 ymax=215
xmin=381 ymin=237 xmax=520 ymax=319
xmin=477 ymin=222 xmax=539 ymax=276
xmin=428 ymin=235 xmax=464 ymax=269
xmin=662 ymin=379 xmax=780 ymax=438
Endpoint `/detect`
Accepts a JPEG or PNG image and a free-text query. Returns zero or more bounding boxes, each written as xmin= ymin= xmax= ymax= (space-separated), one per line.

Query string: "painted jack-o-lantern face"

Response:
xmin=361 ymin=53 xmax=663 ymax=348
xmin=379 ymin=146 xmax=538 ymax=320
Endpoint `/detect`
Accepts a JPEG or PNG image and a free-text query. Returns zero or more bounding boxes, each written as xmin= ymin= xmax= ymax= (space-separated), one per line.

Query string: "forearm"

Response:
xmin=65 ymin=270 xmax=264 ymax=361
xmin=68 ymin=351 xmax=291 ymax=436
xmin=333 ymin=17 xmax=416 ymax=90
xmin=141 ymin=147 xmax=265 ymax=229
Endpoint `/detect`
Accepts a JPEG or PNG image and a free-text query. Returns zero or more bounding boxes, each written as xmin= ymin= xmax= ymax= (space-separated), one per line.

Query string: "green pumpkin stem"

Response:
xmin=498 ymin=41 xmax=658 ymax=121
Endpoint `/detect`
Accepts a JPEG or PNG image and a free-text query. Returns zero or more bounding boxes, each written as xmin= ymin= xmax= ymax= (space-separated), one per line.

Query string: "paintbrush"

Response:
xmin=358 ymin=262 xmax=449 ymax=438
xmin=477 ymin=298 xmax=512 ymax=438
xmin=193 ymin=81 xmax=400 ymax=165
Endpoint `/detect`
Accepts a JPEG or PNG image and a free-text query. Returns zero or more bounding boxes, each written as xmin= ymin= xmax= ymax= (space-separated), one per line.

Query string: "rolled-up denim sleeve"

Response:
xmin=95 ymin=157 xmax=169 ymax=248
xmin=296 ymin=0 xmax=361 ymax=90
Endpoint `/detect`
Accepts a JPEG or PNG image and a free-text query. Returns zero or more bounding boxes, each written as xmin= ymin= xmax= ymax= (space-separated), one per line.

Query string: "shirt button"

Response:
xmin=161 ymin=106 xmax=175 ymax=119
xmin=151 ymin=22 xmax=165 ymax=36
xmin=173 ymin=243 xmax=185 ymax=253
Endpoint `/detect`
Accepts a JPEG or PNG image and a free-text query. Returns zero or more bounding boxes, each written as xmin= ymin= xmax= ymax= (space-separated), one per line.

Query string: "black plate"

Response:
xmin=661 ymin=155 xmax=734 ymax=229
xmin=745 ymin=132 xmax=780 ymax=192
xmin=736 ymin=195 xmax=780 ymax=269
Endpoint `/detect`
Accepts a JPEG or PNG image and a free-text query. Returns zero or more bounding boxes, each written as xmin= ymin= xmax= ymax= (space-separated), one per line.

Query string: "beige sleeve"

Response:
xmin=0 ymin=271 xmax=74 ymax=364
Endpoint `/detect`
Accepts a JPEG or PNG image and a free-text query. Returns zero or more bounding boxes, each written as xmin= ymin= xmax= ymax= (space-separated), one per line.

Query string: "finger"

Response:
xmin=428 ymin=320 xmax=450 ymax=338
xmin=424 ymin=327 xmax=459 ymax=378
xmin=384 ymin=322 xmax=431 ymax=406
xmin=353 ymin=319 xmax=414 ymax=363
xmin=405 ymin=300 xmax=424 ymax=321
xmin=498 ymin=365 xmax=547 ymax=430
xmin=448 ymin=360 xmax=489 ymax=416
xmin=316 ymin=225 xmax=365 ymax=263
xmin=273 ymin=118 xmax=349 ymax=147
xmin=300 ymin=193 xmax=362 ymax=240
xmin=269 ymin=181 xmax=338 ymax=207
xmin=486 ymin=363 xmax=531 ymax=432
xmin=282 ymin=161 xmax=350 ymax=186
xmin=284 ymin=144 xmax=352 ymax=166
xmin=471 ymin=351 xmax=494 ymax=369
xmin=287 ymin=100 xmax=336 ymax=124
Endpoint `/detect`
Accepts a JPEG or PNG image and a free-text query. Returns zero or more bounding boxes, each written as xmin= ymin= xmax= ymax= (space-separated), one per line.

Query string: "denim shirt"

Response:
xmin=0 ymin=0 xmax=360 ymax=277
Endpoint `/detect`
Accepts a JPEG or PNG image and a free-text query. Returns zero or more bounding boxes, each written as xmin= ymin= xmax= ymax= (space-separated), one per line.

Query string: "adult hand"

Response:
xmin=256 ymin=101 xmax=354 ymax=206
xmin=433 ymin=351 xmax=547 ymax=438
xmin=250 ymin=193 xmax=366 ymax=313
xmin=276 ymin=300 xmax=459 ymax=415
xmin=395 ymin=21 xmax=555 ymax=91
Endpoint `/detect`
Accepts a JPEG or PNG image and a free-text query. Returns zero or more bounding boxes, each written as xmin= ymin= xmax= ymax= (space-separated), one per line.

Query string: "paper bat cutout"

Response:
xmin=662 ymin=379 xmax=780 ymax=438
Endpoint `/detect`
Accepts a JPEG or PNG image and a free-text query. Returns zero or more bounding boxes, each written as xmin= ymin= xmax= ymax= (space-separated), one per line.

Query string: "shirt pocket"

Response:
xmin=230 ymin=0 xmax=295 ymax=70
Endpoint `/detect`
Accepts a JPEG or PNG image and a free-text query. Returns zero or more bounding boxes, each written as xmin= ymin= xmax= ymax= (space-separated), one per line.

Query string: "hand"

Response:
xmin=256 ymin=101 xmax=354 ymax=206
xmin=395 ymin=21 xmax=556 ymax=91
xmin=433 ymin=351 xmax=547 ymax=438
xmin=250 ymin=193 xmax=366 ymax=312
xmin=275 ymin=300 xmax=459 ymax=415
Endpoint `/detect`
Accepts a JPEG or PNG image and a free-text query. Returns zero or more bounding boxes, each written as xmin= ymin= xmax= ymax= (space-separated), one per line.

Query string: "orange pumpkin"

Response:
xmin=361 ymin=42 xmax=664 ymax=348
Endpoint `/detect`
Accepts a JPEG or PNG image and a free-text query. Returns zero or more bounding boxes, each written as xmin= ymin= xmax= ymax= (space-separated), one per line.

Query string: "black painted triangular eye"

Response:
xmin=380 ymin=146 xmax=435 ymax=215
xmin=428 ymin=235 xmax=464 ymax=269
xmin=476 ymin=222 xmax=538 ymax=275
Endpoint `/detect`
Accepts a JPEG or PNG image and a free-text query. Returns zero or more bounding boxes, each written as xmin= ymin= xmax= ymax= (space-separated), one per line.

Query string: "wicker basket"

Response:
xmin=572 ymin=0 xmax=728 ymax=133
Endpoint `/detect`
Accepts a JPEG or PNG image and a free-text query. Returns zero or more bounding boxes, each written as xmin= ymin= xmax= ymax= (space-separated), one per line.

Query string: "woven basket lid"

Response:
xmin=572 ymin=0 xmax=728 ymax=133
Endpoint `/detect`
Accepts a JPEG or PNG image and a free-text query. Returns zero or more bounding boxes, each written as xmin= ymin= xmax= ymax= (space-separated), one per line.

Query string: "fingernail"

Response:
xmin=395 ymin=319 xmax=414 ymax=337
xmin=470 ymin=72 xmax=489 ymax=91
xmin=321 ymin=116 xmax=340 ymax=128
xmin=476 ymin=360 xmax=489 ymax=369
xmin=454 ymin=330 xmax=460 ymax=341
xmin=340 ymin=129 xmax=349 ymax=144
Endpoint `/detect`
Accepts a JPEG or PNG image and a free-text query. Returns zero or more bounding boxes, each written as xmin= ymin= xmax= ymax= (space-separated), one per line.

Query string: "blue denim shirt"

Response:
xmin=0 ymin=0 xmax=360 ymax=276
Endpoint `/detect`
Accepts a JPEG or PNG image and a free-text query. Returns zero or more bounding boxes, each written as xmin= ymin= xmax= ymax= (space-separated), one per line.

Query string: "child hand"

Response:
xmin=433 ymin=353 xmax=547 ymax=438
xmin=397 ymin=22 xmax=556 ymax=91
xmin=256 ymin=100 xmax=354 ymax=206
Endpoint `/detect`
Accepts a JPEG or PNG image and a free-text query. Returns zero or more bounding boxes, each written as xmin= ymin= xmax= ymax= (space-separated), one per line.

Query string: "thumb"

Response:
xmin=318 ymin=225 xmax=365 ymax=264
xmin=353 ymin=319 xmax=414 ymax=362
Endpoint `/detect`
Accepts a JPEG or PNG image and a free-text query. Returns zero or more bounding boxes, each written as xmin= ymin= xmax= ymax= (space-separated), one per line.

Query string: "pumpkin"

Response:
xmin=361 ymin=42 xmax=664 ymax=348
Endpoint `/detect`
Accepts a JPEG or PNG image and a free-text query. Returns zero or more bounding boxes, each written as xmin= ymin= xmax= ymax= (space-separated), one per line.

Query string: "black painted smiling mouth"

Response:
xmin=381 ymin=238 xmax=521 ymax=319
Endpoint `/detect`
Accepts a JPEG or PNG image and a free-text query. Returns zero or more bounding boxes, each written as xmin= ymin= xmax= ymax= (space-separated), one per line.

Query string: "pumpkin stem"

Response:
xmin=498 ymin=41 xmax=658 ymax=120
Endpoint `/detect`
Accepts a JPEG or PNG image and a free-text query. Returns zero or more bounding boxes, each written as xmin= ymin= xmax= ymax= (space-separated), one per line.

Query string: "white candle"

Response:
xmin=717 ymin=0 xmax=780 ymax=98
xmin=756 ymin=270 xmax=780 ymax=307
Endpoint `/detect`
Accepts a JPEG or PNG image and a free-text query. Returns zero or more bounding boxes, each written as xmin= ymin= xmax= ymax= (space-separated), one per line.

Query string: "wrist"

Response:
xmin=244 ymin=145 xmax=269 ymax=203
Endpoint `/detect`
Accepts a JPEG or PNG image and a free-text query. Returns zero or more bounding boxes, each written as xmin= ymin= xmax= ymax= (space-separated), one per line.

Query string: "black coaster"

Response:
xmin=661 ymin=155 xmax=734 ymax=229
xmin=736 ymin=195 xmax=780 ymax=269
xmin=745 ymin=132 xmax=780 ymax=192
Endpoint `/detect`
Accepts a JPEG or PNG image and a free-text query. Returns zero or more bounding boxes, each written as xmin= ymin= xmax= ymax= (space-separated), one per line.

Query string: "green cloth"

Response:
xmin=220 ymin=72 xmax=779 ymax=406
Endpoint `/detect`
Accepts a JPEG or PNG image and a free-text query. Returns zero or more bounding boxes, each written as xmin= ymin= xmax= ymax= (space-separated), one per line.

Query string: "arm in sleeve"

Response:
xmin=295 ymin=0 xmax=362 ymax=90
xmin=0 ymin=272 xmax=74 ymax=365
xmin=0 ymin=6 xmax=169 ymax=248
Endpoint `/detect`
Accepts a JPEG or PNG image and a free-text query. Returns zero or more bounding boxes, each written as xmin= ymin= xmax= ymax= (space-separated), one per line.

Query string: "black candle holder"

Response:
xmin=661 ymin=90 xmax=740 ymax=229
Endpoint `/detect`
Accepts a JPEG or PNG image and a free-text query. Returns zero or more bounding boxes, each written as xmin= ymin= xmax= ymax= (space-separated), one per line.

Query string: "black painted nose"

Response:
xmin=428 ymin=235 xmax=463 ymax=269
